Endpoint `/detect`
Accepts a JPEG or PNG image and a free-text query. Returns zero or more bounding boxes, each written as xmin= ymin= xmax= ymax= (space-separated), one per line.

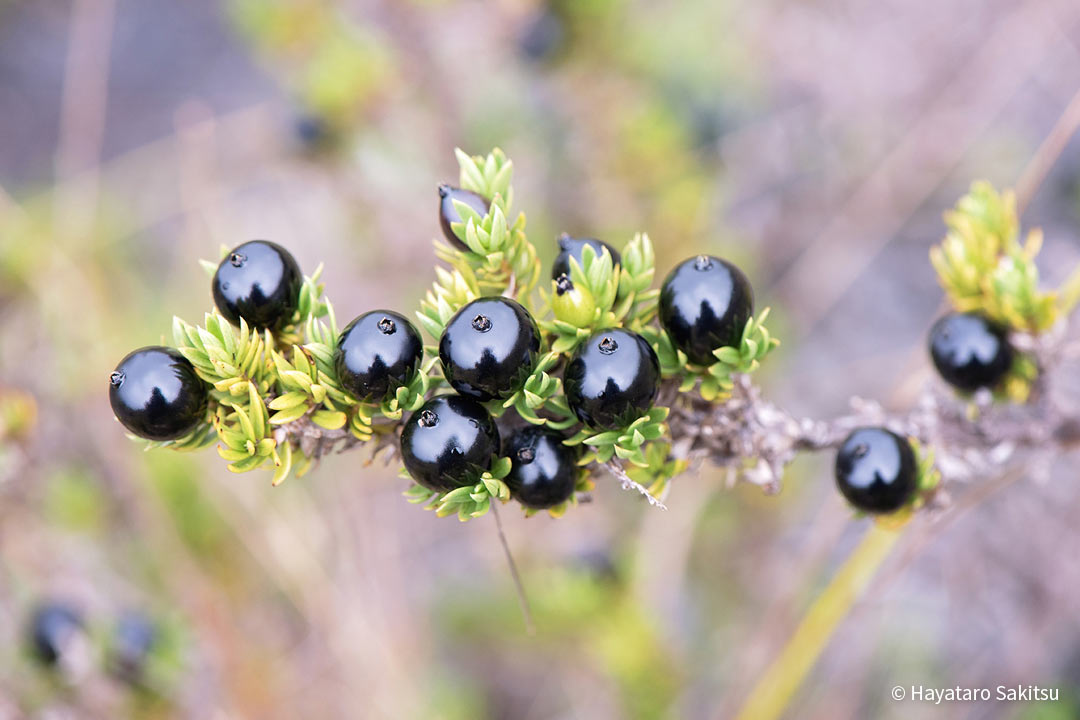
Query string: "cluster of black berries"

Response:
xmin=415 ymin=186 xmax=767 ymax=507
xmin=108 ymin=240 xmax=304 ymax=442
xmin=109 ymin=178 xmax=1017 ymax=519
xmin=108 ymin=180 xmax=761 ymax=513
xmin=27 ymin=601 xmax=158 ymax=687
xmin=833 ymin=311 xmax=1014 ymax=516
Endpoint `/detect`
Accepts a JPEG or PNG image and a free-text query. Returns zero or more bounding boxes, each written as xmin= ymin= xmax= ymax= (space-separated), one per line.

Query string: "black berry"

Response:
xmin=564 ymin=328 xmax=660 ymax=430
xmin=504 ymin=426 xmax=578 ymax=509
xmin=109 ymin=347 xmax=208 ymax=441
xmin=659 ymin=254 xmax=754 ymax=366
xmin=335 ymin=310 xmax=424 ymax=402
xmin=572 ymin=548 xmax=620 ymax=583
xmin=929 ymin=311 xmax=1013 ymax=392
xmin=108 ymin=611 xmax=157 ymax=685
xmin=212 ymin=240 xmax=302 ymax=330
xmin=518 ymin=7 xmax=565 ymax=62
xmin=28 ymin=602 xmax=84 ymax=667
xmin=400 ymin=395 xmax=500 ymax=492
xmin=438 ymin=184 xmax=490 ymax=251
xmin=294 ymin=113 xmax=334 ymax=151
xmin=551 ymin=233 xmax=622 ymax=280
xmin=834 ymin=427 xmax=917 ymax=514
xmin=439 ymin=297 xmax=541 ymax=402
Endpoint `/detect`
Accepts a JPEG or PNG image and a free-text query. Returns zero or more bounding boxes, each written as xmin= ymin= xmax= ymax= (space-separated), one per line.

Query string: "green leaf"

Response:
xmin=227 ymin=454 xmax=267 ymax=473
xmin=714 ymin=347 xmax=741 ymax=365
xmin=311 ymin=409 xmax=347 ymax=430
xmin=217 ymin=445 xmax=251 ymax=462
xmin=481 ymin=477 xmax=502 ymax=497
xmin=452 ymin=197 xmax=485 ymax=230
xmin=455 ymin=148 xmax=486 ymax=192
xmin=269 ymin=404 xmax=309 ymax=425
xmin=584 ymin=430 xmax=621 ymax=446
xmin=247 ymin=383 xmax=266 ymax=439
xmin=404 ymin=484 xmax=437 ymax=504
xmin=488 ymin=456 xmax=512 ymax=478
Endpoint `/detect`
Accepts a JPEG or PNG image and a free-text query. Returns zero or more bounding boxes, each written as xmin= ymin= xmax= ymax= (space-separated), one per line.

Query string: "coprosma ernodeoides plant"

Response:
xmin=108 ymin=149 xmax=1080 ymax=527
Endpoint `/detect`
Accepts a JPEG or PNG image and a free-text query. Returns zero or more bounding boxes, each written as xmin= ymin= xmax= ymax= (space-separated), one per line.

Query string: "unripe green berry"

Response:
xmin=551 ymin=274 xmax=596 ymax=327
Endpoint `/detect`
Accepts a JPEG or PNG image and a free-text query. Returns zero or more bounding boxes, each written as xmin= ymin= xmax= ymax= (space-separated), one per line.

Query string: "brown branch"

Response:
xmin=266 ymin=315 xmax=1076 ymax=517
xmin=666 ymin=320 xmax=1078 ymax=502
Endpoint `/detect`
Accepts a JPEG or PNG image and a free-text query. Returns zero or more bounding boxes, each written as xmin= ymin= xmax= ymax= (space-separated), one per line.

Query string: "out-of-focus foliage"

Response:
xmin=931 ymin=182 xmax=1059 ymax=332
xmin=0 ymin=389 xmax=36 ymax=443
xmin=442 ymin=561 xmax=682 ymax=720
xmin=229 ymin=0 xmax=394 ymax=131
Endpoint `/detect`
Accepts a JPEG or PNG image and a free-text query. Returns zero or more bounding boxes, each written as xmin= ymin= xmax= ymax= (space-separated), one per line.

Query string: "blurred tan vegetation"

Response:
xmin=1 ymin=0 xmax=1079 ymax=718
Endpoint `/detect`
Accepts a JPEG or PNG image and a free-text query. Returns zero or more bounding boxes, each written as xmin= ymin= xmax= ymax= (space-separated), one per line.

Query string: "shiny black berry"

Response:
xmin=335 ymin=310 xmax=424 ymax=402
xmin=564 ymin=328 xmax=660 ymax=430
xmin=28 ymin=602 xmax=84 ymax=667
xmin=929 ymin=311 xmax=1013 ymax=392
xmin=400 ymin=395 xmax=500 ymax=492
xmin=109 ymin=347 xmax=208 ymax=441
xmin=504 ymin=426 xmax=578 ymax=509
xmin=834 ymin=427 xmax=917 ymax=514
xmin=438 ymin=184 xmax=490 ymax=251
xmin=551 ymin=233 xmax=622 ymax=280
xmin=108 ymin=611 xmax=157 ymax=685
xmin=659 ymin=254 xmax=754 ymax=366
xmin=439 ymin=297 xmax=541 ymax=402
xmin=212 ymin=240 xmax=302 ymax=330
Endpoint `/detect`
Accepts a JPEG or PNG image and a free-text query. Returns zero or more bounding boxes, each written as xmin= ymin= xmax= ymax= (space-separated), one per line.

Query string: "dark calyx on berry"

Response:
xmin=335 ymin=310 xmax=424 ymax=402
xmin=659 ymin=254 xmax=754 ymax=366
xmin=400 ymin=395 xmax=500 ymax=492
xmin=555 ymin=274 xmax=572 ymax=295
xmin=564 ymin=328 xmax=660 ymax=430
xmin=109 ymin=347 xmax=208 ymax=441
xmin=834 ymin=427 xmax=917 ymax=514
xmin=438 ymin=184 xmax=490 ymax=251
xmin=504 ymin=426 xmax=578 ymax=509
xmin=108 ymin=611 xmax=157 ymax=684
xmin=929 ymin=311 xmax=1013 ymax=392
xmin=212 ymin=240 xmax=302 ymax=330
xmin=551 ymin=233 xmax=622 ymax=280
xmin=439 ymin=297 xmax=541 ymax=402
xmin=28 ymin=602 xmax=84 ymax=667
